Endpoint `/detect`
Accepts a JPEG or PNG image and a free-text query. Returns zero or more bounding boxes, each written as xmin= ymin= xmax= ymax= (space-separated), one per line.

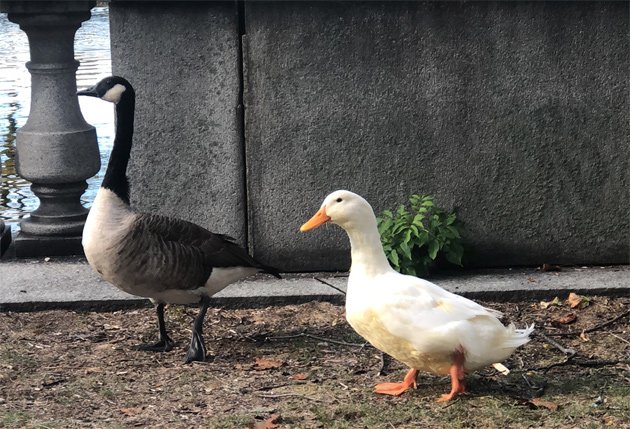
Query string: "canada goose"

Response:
xmin=78 ymin=76 xmax=280 ymax=363
xmin=301 ymin=190 xmax=533 ymax=401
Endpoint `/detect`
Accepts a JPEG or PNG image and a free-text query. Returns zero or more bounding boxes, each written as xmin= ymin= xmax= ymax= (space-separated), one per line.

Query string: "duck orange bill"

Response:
xmin=300 ymin=208 xmax=331 ymax=232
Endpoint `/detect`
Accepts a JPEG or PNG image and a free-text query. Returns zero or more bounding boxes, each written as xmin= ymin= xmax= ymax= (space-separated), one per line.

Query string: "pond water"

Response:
xmin=0 ymin=7 xmax=113 ymax=231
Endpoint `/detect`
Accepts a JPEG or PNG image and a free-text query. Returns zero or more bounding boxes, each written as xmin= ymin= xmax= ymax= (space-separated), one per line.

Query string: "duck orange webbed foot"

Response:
xmin=374 ymin=369 xmax=419 ymax=396
xmin=436 ymin=383 xmax=466 ymax=403
xmin=437 ymin=347 xmax=467 ymax=402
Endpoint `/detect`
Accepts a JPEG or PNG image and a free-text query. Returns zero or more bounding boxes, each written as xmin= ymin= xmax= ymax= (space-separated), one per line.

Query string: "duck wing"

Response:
xmin=369 ymin=272 xmax=507 ymax=351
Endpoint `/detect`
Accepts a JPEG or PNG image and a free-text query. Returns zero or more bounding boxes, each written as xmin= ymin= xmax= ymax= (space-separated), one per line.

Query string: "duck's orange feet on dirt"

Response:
xmin=437 ymin=347 xmax=466 ymax=402
xmin=374 ymin=368 xmax=419 ymax=396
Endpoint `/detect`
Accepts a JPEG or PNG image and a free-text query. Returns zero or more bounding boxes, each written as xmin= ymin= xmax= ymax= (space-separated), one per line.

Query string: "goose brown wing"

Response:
xmin=199 ymin=234 xmax=271 ymax=270
xmin=116 ymin=214 xmax=279 ymax=292
xmin=138 ymin=213 xmax=279 ymax=276
xmin=114 ymin=214 xmax=214 ymax=291
xmin=137 ymin=213 xmax=216 ymax=246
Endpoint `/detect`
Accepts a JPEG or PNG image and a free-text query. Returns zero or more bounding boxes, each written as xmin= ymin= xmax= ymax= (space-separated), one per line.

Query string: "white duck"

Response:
xmin=300 ymin=190 xmax=533 ymax=401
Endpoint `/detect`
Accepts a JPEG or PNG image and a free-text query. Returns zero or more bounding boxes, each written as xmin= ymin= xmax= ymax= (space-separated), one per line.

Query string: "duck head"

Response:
xmin=78 ymin=76 xmax=133 ymax=104
xmin=300 ymin=190 xmax=377 ymax=233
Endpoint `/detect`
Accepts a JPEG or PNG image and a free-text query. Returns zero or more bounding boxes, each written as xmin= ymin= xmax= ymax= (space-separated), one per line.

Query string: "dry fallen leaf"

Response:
xmin=601 ymin=415 xmax=616 ymax=426
xmin=291 ymin=372 xmax=308 ymax=380
xmin=556 ymin=313 xmax=577 ymax=325
xmin=540 ymin=297 xmax=562 ymax=309
xmin=94 ymin=343 xmax=114 ymax=351
xmin=567 ymin=292 xmax=591 ymax=309
xmin=120 ymin=407 xmax=143 ymax=416
xmin=253 ymin=357 xmax=283 ymax=371
xmin=250 ymin=414 xmax=281 ymax=429
xmin=529 ymin=398 xmax=559 ymax=411
xmin=492 ymin=363 xmax=510 ymax=376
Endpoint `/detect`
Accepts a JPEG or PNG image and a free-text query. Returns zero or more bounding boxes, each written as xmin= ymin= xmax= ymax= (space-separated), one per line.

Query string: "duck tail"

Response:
xmin=503 ymin=323 xmax=535 ymax=348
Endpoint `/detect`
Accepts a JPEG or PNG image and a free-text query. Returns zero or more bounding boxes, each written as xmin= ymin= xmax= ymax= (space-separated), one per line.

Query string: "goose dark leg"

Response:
xmin=185 ymin=296 xmax=210 ymax=363
xmin=136 ymin=303 xmax=174 ymax=352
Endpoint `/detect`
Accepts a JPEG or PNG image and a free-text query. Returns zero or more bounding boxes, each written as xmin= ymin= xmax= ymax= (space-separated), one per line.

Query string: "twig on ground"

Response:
xmin=377 ymin=352 xmax=393 ymax=376
xmin=255 ymin=392 xmax=330 ymax=403
xmin=256 ymin=381 xmax=307 ymax=392
xmin=313 ymin=277 xmax=346 ymax=295
xmin=266 ymin=332 xmax=368 ymax=348
xmin=537 ymin=333 xmax=577 ymax=357
xmin=532 ymin=357 xmax=630 ymax=372
xmin=546 ymin=308 xmax=630 ymax=337
xmin=609 ymin=333 xmax=630 ymax=345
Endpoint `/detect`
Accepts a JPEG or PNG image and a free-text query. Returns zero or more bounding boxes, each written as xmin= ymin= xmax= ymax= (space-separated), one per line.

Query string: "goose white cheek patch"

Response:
xmin=102 ymin=83 xmax=126 ymax=103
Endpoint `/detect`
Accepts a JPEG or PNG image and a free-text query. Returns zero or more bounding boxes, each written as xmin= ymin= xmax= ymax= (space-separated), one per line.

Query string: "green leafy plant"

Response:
xmin=377 ymin=194 xmax=464 ymax=277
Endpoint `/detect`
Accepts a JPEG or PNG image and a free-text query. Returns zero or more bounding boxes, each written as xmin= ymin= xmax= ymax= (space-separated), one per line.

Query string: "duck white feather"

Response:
xmin=301 ymin=190 xmax=533 ymax=401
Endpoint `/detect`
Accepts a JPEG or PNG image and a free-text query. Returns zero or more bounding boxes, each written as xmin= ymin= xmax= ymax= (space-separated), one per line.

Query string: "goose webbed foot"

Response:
xmin=184 ymin=296 xmax=211 ymax=363
xmin=135 ymin=302 xmax=173 ymax=352
xmin=185 ymin=329 xmax=207 ymax=363
xmin=135 ymin=336 xmax=174 ymax=352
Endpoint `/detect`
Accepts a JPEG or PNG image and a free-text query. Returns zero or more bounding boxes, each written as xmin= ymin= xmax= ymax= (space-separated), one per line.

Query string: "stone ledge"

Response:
xmin=0 ymin=256 xmax=627 ymax=311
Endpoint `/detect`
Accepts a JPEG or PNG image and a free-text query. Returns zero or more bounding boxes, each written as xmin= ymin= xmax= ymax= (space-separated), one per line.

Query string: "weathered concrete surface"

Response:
xmin=243 ymin=1 xmax=629 ymax=271
xmin=0 ymin=257 xmax=628 ymax=311
xmin=109 ymin=2 xmax=246 ymax=243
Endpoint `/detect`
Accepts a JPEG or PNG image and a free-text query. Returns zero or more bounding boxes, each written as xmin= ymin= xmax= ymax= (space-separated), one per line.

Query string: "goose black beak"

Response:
xmin=77 ymin=86 xmax=98 ymax=97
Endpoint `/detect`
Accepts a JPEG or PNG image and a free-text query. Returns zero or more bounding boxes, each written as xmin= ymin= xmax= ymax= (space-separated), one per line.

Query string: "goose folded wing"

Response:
xmin=115 ymin=214 xmax=214 ymax=291
xmin=135 ymin=213 xmax=219 ymax=246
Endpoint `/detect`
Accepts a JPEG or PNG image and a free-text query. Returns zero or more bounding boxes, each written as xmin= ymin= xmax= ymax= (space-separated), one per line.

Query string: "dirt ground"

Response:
xmin=0 ymin=295 xmax=628 ymax=429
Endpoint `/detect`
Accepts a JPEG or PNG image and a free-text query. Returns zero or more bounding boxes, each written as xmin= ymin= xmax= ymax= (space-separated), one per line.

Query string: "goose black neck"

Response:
xmin=102 ymin=90 xmax=135 ymax=204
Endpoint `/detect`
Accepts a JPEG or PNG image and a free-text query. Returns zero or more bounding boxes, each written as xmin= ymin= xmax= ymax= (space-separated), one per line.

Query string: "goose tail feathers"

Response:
xmin=259 ymin=265 xmax=282 ymax=279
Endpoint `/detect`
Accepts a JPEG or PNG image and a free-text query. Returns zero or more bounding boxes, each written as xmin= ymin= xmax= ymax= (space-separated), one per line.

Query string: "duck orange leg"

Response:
xmin=374 ymin=368 xmax=419 ymax=396
xmin=437 ymin=347 xmax=466 ymax=402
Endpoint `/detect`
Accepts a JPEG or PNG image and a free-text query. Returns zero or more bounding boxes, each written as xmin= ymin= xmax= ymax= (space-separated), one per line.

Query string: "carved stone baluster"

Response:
xmin=0 ymin=1 xmax=100 ymax=257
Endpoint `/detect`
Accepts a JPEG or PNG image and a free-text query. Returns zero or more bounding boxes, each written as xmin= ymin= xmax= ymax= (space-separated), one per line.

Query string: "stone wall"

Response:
xmin=110 ymin=1 xmax=629 ymax=271
xmin=109 ymin=2 xmax=246 ymax=243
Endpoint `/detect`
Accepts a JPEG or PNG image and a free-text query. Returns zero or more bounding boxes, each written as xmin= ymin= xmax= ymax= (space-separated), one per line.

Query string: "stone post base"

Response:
xmin=0 ymin=221 xmax=11 ymax=256
xmin=14 ymin=233 xmax=83 ymax=258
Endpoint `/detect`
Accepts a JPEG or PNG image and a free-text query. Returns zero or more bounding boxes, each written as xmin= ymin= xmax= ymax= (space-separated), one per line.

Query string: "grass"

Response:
xmin=0 ymin=299 xmax=628 ymax=428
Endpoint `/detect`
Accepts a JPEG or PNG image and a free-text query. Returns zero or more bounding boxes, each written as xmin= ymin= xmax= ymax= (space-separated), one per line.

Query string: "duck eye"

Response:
xmin=336 ymin=198 xmax=343 ymax=203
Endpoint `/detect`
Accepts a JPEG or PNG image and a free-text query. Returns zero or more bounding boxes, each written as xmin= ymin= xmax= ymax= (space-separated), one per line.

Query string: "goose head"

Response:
xmin=78 ymin=76 xmax=133 ymax=104
xmin=300 ymin=190 xmax=377 ymax=233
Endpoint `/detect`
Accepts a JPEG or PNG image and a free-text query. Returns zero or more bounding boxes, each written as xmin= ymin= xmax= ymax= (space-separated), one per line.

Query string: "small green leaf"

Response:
xmin=403 ymin=229 xmax=412 ymax=245
xmin=389 ymin=249 xmax=400 ymax=267
xmin=446 ymin=213 xmax=456 ymax=225
xmin=399 ymin=241 xmax=412 ymax=260
xmin=428 ymin=241 xmax=439 ymax=260
xmin=444 ymin=250 xmax=463 ymax=266
xmin=447 ymin=225 xmax=461 ymax=239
